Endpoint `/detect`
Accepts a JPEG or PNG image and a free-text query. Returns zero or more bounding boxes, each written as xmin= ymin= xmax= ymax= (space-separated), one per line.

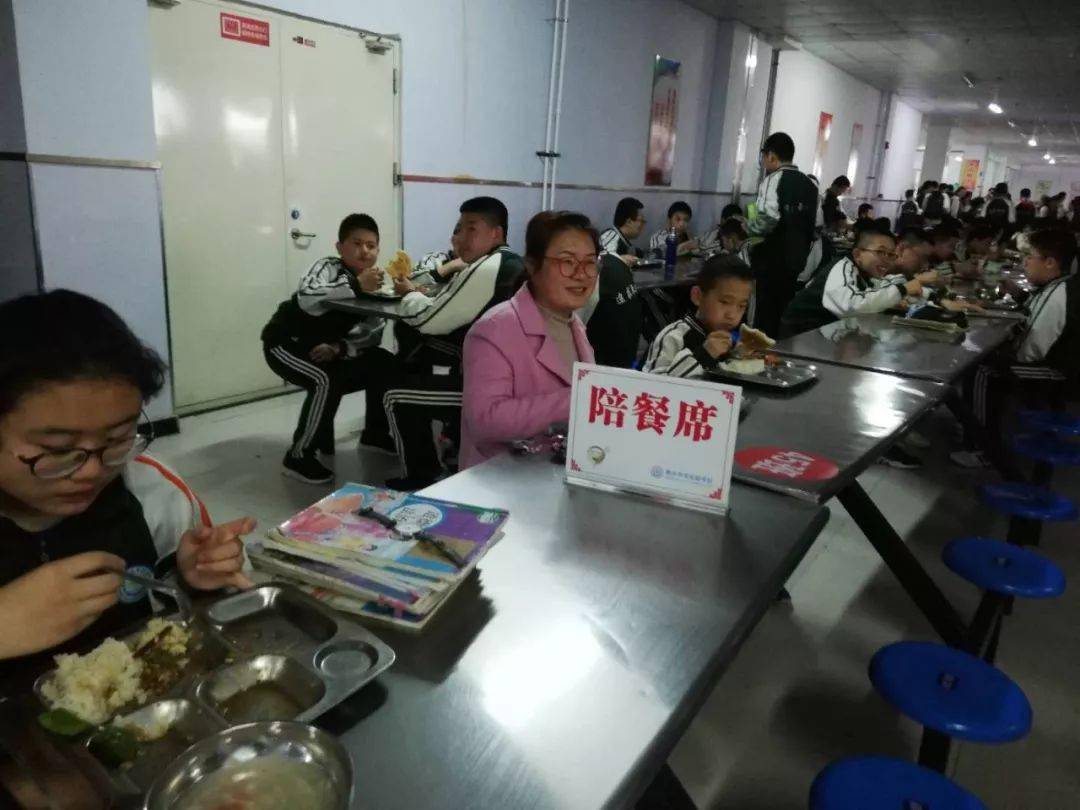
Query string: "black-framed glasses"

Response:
xmin=545 ymin=255 xmax=600 ymax=278
xmin=17 ymin=416 xmax=154 ymax=480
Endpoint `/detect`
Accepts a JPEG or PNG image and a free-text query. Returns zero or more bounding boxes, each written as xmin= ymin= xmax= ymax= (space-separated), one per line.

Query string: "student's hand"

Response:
xmin=309 ymin=343 xmax=340 ymax=364
xmin=619 ymin=254 xmax=640 ymax=267
xmin=904 ymin=279 xmax=924 ymax=297
xmin=357 ymin=266 xmax=384 ymax=292
xmin=915 ymin=270 xmax=940 ymax=287
xmin=0 ymin=551 xmax=124 ymax=659
xmin=437 ymin=258 xmax=467 ymax=278
xmin=703 ymin=331 xmax=734 ymax=359
xmin=177 ymin=517 xmax=256 ymax=592
xmin=393 ymin=276 xmax=416 ymax=295
xmin=677 ymin=239 xmax=698 ymax=255
xmin=941 ymin=299 xmax=985 ymax=314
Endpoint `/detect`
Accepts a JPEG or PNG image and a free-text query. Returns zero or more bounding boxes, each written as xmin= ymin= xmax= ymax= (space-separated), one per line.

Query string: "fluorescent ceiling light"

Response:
xmin=1028 ymin=136 xmax=1038 ymax=147
xmin=962 ymin=73 xmax=977 ymax=88
xmin=1049 ymin=158 xmax=1057 ymax=165
xmin=1043 ymin=152 xmax=1052 ymax=160
xmin=987 ymin=101 xmax=1004 ymax=114
xmin=1007 ymin=120 xmax=1017 ymax=128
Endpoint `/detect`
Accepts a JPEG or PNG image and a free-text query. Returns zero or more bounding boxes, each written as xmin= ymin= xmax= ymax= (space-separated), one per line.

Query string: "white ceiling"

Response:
xmin=686 ymin=0 xmax=1080 ymax=167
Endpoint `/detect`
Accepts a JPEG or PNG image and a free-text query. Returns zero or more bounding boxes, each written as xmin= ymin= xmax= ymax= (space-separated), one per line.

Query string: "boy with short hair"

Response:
xmin=953 ymin=229 xmax=1080 ymax=467
xmin=599 ymin=197 xmax=646 ymax=265
xmin=648 ymin=201 xmax=696 ymax=255
xmin=781 ymin=228 xmax=934 ymax=336
xmin=1015 ymin=189 xmax=1036 ymax=228
xmin=822 ymin=175 xmax=852 ymax=231
xmin=0 ymin=290 xmax=253 ymax=685
xmin=262 ymin=213 xmax=393 ymax=484
xmin=929 ymin=223 xmax=961 ymax=264
xmin=857 ymin=203 xmax=875 ymax=220
xmin=643 ymin=255 xmax=756 ymax=378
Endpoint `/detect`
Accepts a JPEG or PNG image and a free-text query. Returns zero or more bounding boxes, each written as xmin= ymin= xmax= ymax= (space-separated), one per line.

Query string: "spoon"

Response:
xmin=121 ymin=570 xmax=193 ymax=622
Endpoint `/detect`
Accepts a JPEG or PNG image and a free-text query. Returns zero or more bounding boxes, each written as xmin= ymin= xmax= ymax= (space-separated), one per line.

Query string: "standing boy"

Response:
xmin=262 ymin=213 xmax=392 ymax=484
xmin=748 ymin=132 xmax=819 ymax=336
xmin=822 ymin=175 xmax=852 ymax=231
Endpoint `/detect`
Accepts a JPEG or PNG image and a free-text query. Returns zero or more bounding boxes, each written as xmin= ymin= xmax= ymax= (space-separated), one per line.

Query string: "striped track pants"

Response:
xmin=383 ymin=373 xmax=463 ymax=481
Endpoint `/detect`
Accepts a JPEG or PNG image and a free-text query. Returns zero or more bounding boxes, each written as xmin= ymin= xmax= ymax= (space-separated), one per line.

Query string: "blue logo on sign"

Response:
xmin=119 ymin=564 xmax=154 ymax=604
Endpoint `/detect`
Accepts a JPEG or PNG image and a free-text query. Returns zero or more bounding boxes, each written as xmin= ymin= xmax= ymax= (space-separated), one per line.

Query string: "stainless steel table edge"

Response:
xmin=733 ymin=377 xmax=951 ymax=502
xmin=324 ymin=297 xmax=409 ymax=321
xmin=603 ymin=503 xmax=831 ymax=809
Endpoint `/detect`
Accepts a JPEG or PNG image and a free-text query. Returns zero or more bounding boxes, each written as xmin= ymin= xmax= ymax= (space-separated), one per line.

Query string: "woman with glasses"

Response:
xmin=459 ymin=211 xmax=599 ymax=468
xmin=0 ymin=290 xmax=254 ymax=683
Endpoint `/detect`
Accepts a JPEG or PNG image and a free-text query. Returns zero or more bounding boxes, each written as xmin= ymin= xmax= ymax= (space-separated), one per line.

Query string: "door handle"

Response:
xmin=290 ymin=228 xmax=317 ymax=240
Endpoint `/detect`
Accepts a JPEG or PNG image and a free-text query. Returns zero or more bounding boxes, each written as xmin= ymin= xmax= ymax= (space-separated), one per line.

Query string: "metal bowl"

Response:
xmin=144 ymin=721 xmax=352 ymax=809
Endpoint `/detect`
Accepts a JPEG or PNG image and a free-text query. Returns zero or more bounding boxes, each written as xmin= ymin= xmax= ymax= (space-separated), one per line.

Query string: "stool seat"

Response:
xmin=1018 ymin=409 xmax=1080 ymax=437
xmin=810 ymin=756 xmax=988 ymax=810
xmin=869 ymin=641 xmax=1032 ymax=744
xmin=1012 ymin=433 xmax=1080 ymax=467
xmin=943 ymin=537 xmax=1066 ymax=599
xmin=979 ymin=482 xmax=1079 ymax=522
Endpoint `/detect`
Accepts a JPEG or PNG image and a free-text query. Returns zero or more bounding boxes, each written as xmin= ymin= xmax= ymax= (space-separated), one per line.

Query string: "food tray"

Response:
xmin=890 ymin=316 xmax=967 ymax=335
xmin=706 ymin=359 xmax=818 ymax=390
xmin=33 ymin=584 xmax=394 ymax=790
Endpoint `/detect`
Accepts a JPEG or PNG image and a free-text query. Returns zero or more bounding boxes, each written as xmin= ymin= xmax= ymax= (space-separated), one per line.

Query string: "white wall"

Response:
xmin=10 ymin=0 xmax=173 ymax=419
xmin=768 ymin=49 xmax=882 ymax=198
xmin=1015 ymin=165 xmax=1080 ymax=199
xmin=877 ymin=97 xmax=922 ymax=201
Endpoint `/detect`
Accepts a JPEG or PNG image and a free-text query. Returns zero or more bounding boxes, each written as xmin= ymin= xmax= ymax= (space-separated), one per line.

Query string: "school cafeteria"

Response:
xmin=3 ymin=0 xmax=1080 ymax=807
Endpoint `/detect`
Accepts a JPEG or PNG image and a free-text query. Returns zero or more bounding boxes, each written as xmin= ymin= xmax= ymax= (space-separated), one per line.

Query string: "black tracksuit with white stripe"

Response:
xmin=968 ymin=273 xmax=1080 ymax=432
xmin=642 ymin=314 xmax=725 ymax=378
xmin=261 ymin=257 xmax=392 ymax=459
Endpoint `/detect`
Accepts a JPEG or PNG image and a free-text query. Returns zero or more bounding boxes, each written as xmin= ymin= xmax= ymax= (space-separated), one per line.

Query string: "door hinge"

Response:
xmin=393 ymin=162 xmax=401 ymax=187
xmin=392 ymin=68 xmax=398 ymax=95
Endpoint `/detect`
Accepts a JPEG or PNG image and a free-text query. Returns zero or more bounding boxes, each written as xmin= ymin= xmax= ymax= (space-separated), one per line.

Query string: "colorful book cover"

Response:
xmin=268 ymin=483 xmax=509 ymax=579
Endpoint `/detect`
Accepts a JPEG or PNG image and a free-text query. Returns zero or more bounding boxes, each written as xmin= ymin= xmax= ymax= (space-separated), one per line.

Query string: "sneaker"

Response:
xmin=950 ymin=449 xmax=991 ymax=469
xmin=385 ymin=475 xmax=438 ymax=492
xmin=359 ymin=430 xmax=397 ymax=456
xmin=282 ymin=453 xmax=334 ymax=485
xmin=903 ymin=430 xmax=931 ymax=449
xmin=878 ymin=445 xmax=923 ymax=469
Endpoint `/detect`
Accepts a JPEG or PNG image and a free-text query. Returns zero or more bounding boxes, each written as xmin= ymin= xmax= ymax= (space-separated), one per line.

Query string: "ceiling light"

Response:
xmin=1049 ymin=158 xmax=1057 ymax=165
xmin=1007 ymin=120 xmax=1017 ymax=128
xmin=953 ymin=154 xmax=963 ymax=162
xmin=1028 ymin=135 xmax=1038 ymax=147
xmin=987 ymin=101 xmax=1004 ymax=114
xmin=1044 ymin=152 xmax=1052 ymax=160
xmin=962 ymin=72 xmax=977 ymax=88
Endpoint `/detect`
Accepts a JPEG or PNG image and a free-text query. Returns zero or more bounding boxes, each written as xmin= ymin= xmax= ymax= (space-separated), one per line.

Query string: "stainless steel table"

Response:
xmin=333 ymin=454 xmax=829 ymax=810
xmin=632 ymin=257 xmax=703 ymax=291
xmin=771 ymin=314 xmax=1018 ymax=384
xmin=326 ymin=295 xmax=411 ymax=320
xmin=732 ymin=363 xmax=946 ymax=502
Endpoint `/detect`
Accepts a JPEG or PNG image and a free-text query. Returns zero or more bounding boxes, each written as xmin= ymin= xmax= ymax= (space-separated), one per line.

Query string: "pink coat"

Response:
xmin=460 ymin=284 xmax=594 ymax=468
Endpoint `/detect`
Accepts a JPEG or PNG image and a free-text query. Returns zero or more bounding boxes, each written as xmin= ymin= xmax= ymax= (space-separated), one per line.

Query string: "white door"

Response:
xmin=148 ymin=0 xmax=401 ymax=411
xmin=280 ymin=18 xmax=401 ymax=284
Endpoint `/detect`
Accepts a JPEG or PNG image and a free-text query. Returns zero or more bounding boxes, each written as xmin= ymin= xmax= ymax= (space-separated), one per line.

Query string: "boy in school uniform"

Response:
xmin=262 ymin=213 xmax=394 ymax=484
xmin=952 ymin=229 xmax=1080 ymax=468
xmin=822 ymin=175 xmax=852 ymax=232
xmin=412 ymin=224 xmax=467 ymax=284
xmin=598 ymin=197 xmax=647 ymax=266
xmin=581 ymin=253 xmax=643 ymax=369
xmin=1015 ymin=189 xmax=1037 ymax=228
xmin=648 ymin=201 xmax=697 ymax=256
xmin=0 ymin=291 xmax=253 ymax=686
xmin=378 ymin=197 xmax=526 ymax=490
xmin=643 ymin=255 xmax=756 ymax=379
xmin=780 ymin=228 xmax=934 ymax=337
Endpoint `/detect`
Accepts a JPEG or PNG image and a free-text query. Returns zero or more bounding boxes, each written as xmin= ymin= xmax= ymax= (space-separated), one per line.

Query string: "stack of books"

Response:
xmin=247 ymin=483 xmax=508 ymax=631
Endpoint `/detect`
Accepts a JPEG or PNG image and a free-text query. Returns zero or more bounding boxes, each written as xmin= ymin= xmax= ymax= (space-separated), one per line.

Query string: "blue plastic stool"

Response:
xmin=870 ymin=641 xmax=1032 ymax=771
xmin=1018 ymin=409 xmax=1080 ymax=437
xmin=978 ymin=481 xmax=1078 ymax=548
xmin=1012 ymin=432 xmax=1080 ymax=487
xmin=943 ymin=537 xmax=1066 ymax=663
xmin=810 ymin=756 xmax=988 ymax=810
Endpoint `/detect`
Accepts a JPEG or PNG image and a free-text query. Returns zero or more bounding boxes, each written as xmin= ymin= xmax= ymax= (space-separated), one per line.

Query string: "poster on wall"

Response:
xmin=811 ymin=112 xmax=833 ymax=180
xmin=960 ymin=159 xmax=981 ymax=191
xmin=1035 ymin=179 xmax=1053 ymax=198
xmin=846 ymin=123 xmax=863 ymax=186
xmin=644 ymin=56 xmax=681 ymax=186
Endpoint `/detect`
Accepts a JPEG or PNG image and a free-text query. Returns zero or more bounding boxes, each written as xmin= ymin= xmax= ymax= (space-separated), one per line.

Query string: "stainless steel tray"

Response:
xmin=33 ymin=584 xmax=394 ymax=789
xmin=706 ymin=359 xmax=818 ymax=390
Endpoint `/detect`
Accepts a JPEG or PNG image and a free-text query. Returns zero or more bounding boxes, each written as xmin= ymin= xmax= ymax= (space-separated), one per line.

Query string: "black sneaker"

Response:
xmin=282 ymin=453 xmax=334 ymax=485
xmin=385 ymin=475 xmax=438 ymax=492
xmin=878 ymin=445 xmax=923 ymax=470
xmin=359 ymin=430 xmax=397 ymax=455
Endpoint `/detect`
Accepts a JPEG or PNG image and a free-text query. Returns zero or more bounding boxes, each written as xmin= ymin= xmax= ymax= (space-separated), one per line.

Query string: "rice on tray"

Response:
xmin=40 ymin=619 xmax=191 ymax=725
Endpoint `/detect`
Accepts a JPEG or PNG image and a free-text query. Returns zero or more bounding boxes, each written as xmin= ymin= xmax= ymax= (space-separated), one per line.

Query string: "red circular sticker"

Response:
xmin=734 ymin=446 xmax=839 ymax=482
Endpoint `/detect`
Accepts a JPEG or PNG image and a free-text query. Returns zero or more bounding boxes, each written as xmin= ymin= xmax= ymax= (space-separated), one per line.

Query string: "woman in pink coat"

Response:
xmin=460 ymin=211 xmax=599 ymax=468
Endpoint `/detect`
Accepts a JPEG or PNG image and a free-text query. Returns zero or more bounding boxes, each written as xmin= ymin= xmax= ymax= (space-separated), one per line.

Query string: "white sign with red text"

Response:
xmin=565 ymin=364 xmax=741 ymax=514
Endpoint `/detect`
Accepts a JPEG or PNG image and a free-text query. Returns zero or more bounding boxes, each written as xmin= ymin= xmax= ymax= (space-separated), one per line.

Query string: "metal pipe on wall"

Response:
xmin=755 ymin=47 xmax=780 ymax=188
xmin=865 ymin=91 xmax=893 ymax=200
xmin=549 ymin=0 xmax=570 ymax=209
xmin=540 ymin=0 xmax=561 ymax=210
xmin=730 ymin=34 xmax=760 ymax=200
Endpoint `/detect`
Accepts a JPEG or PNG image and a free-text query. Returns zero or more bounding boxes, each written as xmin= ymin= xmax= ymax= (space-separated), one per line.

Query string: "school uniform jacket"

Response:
xmin=648 ymin=227 xmax=692 ymax=254
xmin=261 ymin=256 xmax=384 ymax=356
xmin=1015 ymin=274 xmax=1080 ymax=377
xmin=782 ymin=256 xmax=906 ymax=335
xmin=0 ymin=456 xmax=210 ymax=690
xmin=599 ymin=227 xmax=641 ymax=258
xmin=748 ymin=164 xmax=818 ymax=284
xmin=583 ymin=254 xmax=643 ymax=369
xmin=642 ymin=314 xmax=724 ymax=379
xmin=396 ymin=246 xmax=525 ymax=360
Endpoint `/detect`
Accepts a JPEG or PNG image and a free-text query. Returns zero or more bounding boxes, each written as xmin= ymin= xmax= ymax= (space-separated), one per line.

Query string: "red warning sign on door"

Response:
xmin=220 ymin=12 xmax=269 ymax=46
